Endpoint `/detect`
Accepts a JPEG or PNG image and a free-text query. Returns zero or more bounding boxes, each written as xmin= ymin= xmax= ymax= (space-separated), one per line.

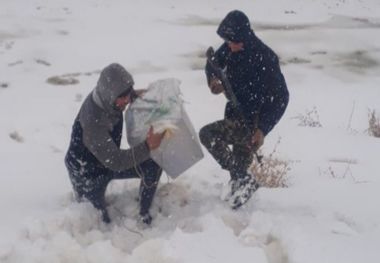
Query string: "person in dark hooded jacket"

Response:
xmin=199 ymin=10 xmax=289 ymax=209
xmin=65 ymin=63 xmax=165 ymax=224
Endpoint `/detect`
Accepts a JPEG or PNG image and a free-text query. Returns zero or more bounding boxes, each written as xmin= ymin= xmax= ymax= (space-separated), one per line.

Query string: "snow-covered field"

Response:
xmin=1 ymin=0 xmax=380 ymax=262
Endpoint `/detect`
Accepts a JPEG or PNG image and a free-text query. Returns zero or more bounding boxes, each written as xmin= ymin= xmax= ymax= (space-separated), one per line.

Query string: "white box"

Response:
xmin=125 ymin=79 xmax=204 ymax=178
xmin=149 ymin=108 xmax=204 ymax=178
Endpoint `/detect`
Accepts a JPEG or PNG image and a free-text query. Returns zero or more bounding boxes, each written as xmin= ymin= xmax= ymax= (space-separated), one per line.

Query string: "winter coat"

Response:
xmin=206 ymin=10 xmax=289 ymax=136
xmin=65 ymin=63 xmax=150 ymax=176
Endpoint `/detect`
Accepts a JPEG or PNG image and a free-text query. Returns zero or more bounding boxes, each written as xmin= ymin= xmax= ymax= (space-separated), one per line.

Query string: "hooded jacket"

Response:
xmin=206 ymin=10 xmax=289 ymax=135
xmin=65 ymin=63 xmax=150 ymax=173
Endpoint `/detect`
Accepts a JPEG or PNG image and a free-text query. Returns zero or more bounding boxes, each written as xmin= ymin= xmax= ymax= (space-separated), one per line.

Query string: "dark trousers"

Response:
xmin=199 ymin=119 xmax=253 ymax=180
xmin=65 ymin=157 xmax=162 ymax=216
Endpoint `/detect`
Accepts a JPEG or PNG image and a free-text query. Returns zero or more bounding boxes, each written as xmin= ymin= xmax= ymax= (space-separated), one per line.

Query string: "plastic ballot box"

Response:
xmin=125 ymin=79 xmax=204 ymax=178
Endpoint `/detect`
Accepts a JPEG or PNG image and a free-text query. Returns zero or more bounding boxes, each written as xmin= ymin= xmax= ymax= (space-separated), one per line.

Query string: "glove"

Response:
xmin=251 ymin=129 xmax=264 ymax=151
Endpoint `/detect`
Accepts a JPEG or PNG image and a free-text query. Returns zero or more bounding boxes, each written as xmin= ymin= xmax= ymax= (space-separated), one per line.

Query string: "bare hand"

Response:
xmin=146 ymin=126 xmax=166 ymax=150
xmin=209 ymin=78 xmax=224 ymax=94
xmin=251 ymin=129 xmax=264 ymax=151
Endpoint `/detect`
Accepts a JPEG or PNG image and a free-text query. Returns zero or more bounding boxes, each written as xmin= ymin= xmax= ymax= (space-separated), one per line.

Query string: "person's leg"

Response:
xmin=112 ymin=159 xmax=161 ymax=214
xmin=200 ymin=118 xmax=259 ymax=208
xmin=209 ymin=121 xmax=253 ymax=198
xmin=111 ymin=159 xmax=162 ymax=224
xmin=65 ymin=155 xmax=84 ymax=201
xmin=65 ymin=156 xmax=112 ymax=222
xmin=84 ymin=179 xmax=111 ymax=223
xmin=199 ymin=119 xmax=255 ymax=177
xmin=229 ymin=126 xmax=260 ymax=209
xmin=199 ymin=119 xmax=236 ymax=172
xmin=137 ymin=159 xmax=162 ymax=224
xmin=230 ymin=137 xmax=253 ymax=180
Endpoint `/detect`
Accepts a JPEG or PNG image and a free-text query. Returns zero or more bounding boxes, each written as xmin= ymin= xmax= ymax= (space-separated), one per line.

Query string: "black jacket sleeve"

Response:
xmin=205 ymin=43 xmax=229 ymax=85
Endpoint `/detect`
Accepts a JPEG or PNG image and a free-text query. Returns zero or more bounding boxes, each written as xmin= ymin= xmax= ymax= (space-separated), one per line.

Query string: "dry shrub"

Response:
xmin=320 ymin=160 xmax=368 ymax=184
xmin=250 ymin=138 xmax=291 ymax=188
xmin=368 ymin=109 xmax=380 ymax=138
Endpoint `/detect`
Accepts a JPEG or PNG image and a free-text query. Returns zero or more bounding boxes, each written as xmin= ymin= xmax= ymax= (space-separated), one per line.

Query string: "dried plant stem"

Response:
xmin=347 ymin=101 xmax=356 ymax=130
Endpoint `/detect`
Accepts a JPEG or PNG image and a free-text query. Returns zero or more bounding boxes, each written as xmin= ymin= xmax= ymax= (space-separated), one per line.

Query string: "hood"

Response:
xmin=217 ymin=10 xmax=253 ymax=43
xmin=92 ymin=63 xmax=134 ymax=114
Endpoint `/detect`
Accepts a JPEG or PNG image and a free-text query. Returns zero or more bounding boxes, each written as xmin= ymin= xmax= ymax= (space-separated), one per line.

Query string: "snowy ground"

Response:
xmin=1 ymin=0 xmax=380 ymax=262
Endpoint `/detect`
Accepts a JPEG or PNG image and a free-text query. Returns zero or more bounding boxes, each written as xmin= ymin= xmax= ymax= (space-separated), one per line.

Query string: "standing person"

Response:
xmin=199 ymin=10 xmax=289 ymax=209
xmin=65 ymin=63 xmax=165 ymax=225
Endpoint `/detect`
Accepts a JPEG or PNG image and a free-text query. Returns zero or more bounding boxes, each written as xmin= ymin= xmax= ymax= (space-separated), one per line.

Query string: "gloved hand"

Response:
xmin=251 ymin=128 xmax=264 ymax=151
xmin=209 ymin=77 xmax=224 ymax=94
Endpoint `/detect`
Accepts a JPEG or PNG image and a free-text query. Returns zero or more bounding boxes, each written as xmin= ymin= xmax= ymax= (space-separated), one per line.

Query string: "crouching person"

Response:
xmin=65 ymin=63 xmax=165 ymax=225
xmin=199 ymin=10 xmax=289 ymax=209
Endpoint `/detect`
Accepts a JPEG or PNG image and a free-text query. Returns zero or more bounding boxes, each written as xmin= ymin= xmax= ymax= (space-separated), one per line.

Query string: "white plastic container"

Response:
xmin=125 ymin=78 xmax=204 ymax=178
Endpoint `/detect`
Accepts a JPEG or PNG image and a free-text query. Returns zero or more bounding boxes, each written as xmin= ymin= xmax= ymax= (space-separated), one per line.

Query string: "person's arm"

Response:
xmin=82 ymin=123 xmax=150 ymax=172
xmin=205 ymin=43 xmax=229 ymax=86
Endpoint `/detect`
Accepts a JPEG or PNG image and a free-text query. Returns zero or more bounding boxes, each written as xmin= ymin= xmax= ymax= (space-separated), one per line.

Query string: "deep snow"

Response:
xmin=1 ymin=0 xmax=380 ymax=262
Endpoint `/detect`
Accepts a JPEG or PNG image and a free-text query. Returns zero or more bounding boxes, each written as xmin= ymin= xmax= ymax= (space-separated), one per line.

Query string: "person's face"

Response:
xmin=114 ymin=93 xmax=133 ymax=111
xmin=227 ymin=41 xmax=244 ymax=52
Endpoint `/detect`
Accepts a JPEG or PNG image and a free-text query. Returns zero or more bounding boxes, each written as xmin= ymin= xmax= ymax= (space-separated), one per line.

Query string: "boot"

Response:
xmin=224 ymin=177 xmax=245 ymax=201
xmin=101 ymin=209 xmax=111 ymax=224
xmin=138 ymin=212 xmax=153 ymax=225
xmin=229 ymin=173 xmax=260 ymax=209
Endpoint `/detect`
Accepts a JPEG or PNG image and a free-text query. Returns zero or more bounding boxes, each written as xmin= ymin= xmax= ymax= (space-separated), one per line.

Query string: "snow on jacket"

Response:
xmin=65 ymin=63 xmax=150 ymax=173
xmin=206 ymin=10 xmax=289 ymax=135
